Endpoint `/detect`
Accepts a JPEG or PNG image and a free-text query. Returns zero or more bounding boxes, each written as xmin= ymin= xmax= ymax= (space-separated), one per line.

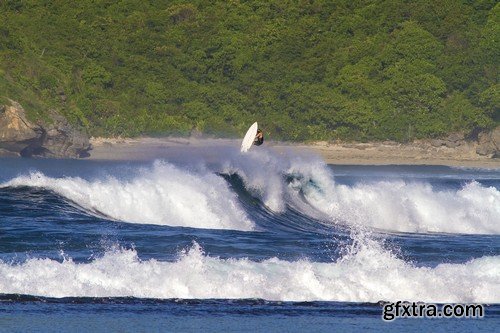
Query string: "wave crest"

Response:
xmin=2 ymin=161 xmax=254 ymax=231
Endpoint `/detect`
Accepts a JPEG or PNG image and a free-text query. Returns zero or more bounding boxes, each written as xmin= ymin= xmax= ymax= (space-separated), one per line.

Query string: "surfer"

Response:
xmin=240 ymin=122 xmax=261 ymax=152
xmin=254 ymin=129 xmax=264 ymax=146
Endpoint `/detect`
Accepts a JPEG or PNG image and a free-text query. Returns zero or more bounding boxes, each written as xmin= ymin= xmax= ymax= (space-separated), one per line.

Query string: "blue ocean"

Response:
xmin=0 ymin=146 xmax=499 ymax=332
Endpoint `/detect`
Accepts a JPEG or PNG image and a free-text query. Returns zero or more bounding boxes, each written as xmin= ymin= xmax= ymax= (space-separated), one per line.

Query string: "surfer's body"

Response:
xmin=254 ymin=129 xmax=264 ymax=146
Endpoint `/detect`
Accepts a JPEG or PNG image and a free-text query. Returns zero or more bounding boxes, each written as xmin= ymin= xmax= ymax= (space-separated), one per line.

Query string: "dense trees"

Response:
xmin=0 ymin=0 xmax=498 ymax=141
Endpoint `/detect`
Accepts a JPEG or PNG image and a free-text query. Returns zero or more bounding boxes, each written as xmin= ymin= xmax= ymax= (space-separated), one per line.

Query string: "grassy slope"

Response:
xmin=0 ymin=0 xmax=498 ymax=141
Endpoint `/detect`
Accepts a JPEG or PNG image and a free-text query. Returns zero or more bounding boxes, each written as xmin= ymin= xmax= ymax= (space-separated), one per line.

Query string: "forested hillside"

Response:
xmin=0 ymin=0 xmax=498 ymax=141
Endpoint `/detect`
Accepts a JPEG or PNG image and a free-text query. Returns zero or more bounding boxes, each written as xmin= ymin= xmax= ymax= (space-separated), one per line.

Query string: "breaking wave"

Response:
xmin=0 ymin=242 xmax=498 ymax=303
xmin=222 ymin=150 xmax=500 ymax=234
xmin=2 ymin=161 xmax=254 ymax=231
xmin=2 ymin=148 xmax=499 ymax=234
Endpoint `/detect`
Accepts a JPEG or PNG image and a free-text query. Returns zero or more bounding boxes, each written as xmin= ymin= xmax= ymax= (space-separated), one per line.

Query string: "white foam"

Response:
xmin=221 ymin=150 xmax=500 ymax=234
xmin=0 ymin=242 xmax=498 ymax=303
xmin=303 ymin=179 xmax=500 ymax=234
xmin=2 ymin=161 xmax=254 ymax=231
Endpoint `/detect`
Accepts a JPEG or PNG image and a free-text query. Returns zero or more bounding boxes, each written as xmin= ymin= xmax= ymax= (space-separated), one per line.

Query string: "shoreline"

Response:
xmin=86 ymin=137 xmax=500 ymax=169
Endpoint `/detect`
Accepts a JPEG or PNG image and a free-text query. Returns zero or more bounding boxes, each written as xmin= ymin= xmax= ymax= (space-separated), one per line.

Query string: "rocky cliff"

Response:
xmin=0 ymin=100 xmax=91 ymax=158
xmin=477 ymin=127 xmax=500 ymax=158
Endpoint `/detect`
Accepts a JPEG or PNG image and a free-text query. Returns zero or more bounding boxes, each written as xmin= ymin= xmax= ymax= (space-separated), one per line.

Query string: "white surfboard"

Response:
xmin=241 ymin=122 xmax=258 ymax=153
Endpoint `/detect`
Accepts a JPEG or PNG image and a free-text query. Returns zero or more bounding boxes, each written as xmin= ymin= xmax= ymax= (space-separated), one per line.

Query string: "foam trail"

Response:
xmin=0 ymin=242 xmax=498 ymax=303
xmin=2 ymin=161 xmax=254 ymax=231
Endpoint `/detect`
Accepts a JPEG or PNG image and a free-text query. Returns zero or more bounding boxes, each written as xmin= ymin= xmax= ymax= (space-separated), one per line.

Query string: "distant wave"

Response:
xmin=1 ymin=161 xmax=254 ymax=231
xmin=0 ymin=241 xmax=498 ymax=303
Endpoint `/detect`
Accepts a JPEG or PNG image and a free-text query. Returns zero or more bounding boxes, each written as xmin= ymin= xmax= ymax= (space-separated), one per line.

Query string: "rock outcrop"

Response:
xmin=426 ymin=128 xmax=499 ymax=158
xmin=429 ymin=132 xmax=465 ymax=148
xmin=0 ymin=100 xmax=91 ymax=158
xmin=476 ymin=126 xmax=500 ymax=158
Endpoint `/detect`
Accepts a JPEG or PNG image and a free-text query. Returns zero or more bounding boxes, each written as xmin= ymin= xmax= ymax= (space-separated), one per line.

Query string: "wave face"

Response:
xmin=222 ymin=150 xmax=500 ymax=234
xmin=2 ymin=161 xmax=254 ymax=231
xmin=0 ymin=242 xmax=498 ymax=303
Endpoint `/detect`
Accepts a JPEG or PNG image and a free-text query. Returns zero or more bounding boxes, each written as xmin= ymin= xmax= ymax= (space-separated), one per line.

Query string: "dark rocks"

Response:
xmin=0 ymin=100 xmax=91 ymax=158
xmin=444 ymin=133 xmax=465 ymax=148
xmin=476 ymin=144 xmax=494 ymax=156
xmin=40 ymin=112 xmax=92 ymax=158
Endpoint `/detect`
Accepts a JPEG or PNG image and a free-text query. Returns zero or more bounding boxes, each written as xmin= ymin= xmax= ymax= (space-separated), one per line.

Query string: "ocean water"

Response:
xmin=0 ymin=146 xmax=499 ymax=332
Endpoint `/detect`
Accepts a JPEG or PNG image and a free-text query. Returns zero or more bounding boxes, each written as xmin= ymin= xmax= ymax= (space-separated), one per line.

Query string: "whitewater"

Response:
xmin=1 ymin=242 xmax=498 ymax=303
xmin=0 ymin=146 xmax=499 ymax=331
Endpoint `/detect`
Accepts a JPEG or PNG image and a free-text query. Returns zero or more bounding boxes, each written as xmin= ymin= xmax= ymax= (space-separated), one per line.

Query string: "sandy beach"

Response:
xmin=87 ymin=137 xmax=500 ymax=168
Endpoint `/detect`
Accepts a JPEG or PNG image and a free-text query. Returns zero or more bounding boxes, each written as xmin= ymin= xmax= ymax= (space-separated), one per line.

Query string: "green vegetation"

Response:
xmin=0 ymin=0 xmax=498 ymax=141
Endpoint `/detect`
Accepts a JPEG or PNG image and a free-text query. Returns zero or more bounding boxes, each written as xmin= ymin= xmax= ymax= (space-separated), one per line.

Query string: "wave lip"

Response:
xmin=0 ymin=243 xmax=498 ymax=303
xmin=2 ymin=161 xmax=254 ymax=231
